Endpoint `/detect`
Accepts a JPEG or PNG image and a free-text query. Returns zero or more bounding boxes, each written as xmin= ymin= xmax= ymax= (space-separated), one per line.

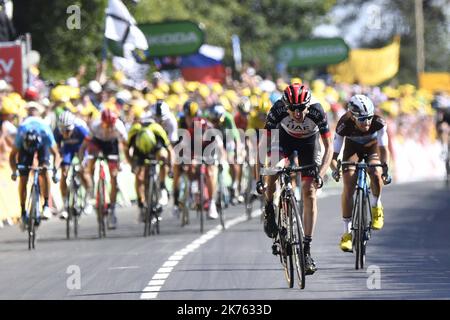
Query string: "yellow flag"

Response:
xmin=419 ymin=72 xmax=450 ymax=94
xmin=329 ymin=36 xmax=400 ymax=85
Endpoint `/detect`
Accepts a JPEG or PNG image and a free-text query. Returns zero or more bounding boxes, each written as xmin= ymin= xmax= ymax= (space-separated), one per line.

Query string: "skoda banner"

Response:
xmin=276 ymin=38 xmax=349 ymax=68
xmin=139 ymin=21 xmax=205 ymax=58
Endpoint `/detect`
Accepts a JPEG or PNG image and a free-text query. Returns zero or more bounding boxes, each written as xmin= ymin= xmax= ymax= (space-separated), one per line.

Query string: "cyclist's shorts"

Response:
xmin=343 ymin=139 xmax=379 ymax=168
xmin=132 ymin=141 xmax=164 ymax=166
xmin=61 ymin=145 xmax=81 ymax=166
xmin=268 ymin=131 xmax=321 ymax=179
xmin=18 ymin=147 xmax=50 ymax=176
xmin=87 ymin=138 xmax=119 ymax=161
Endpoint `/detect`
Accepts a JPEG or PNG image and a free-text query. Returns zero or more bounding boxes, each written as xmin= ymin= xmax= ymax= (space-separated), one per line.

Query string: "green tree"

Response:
xmin=13 ymin=0 xmax=108 ymax=82
xmin=133 ymin=0 xmax=335 ymax=76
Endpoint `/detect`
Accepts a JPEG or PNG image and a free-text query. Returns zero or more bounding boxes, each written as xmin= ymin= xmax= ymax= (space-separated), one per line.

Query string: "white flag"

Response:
xmin=105 ymin=0 xmax=148 ymax=51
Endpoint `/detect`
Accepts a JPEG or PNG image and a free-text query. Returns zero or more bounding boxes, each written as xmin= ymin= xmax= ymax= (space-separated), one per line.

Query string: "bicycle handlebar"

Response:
xmin=334 ymin=160 xmax=391 ymax=185
xmin=15 ymin=165 xmax=59 ymax=183
xmin=257 ymin=163 xmax=323 ymax=194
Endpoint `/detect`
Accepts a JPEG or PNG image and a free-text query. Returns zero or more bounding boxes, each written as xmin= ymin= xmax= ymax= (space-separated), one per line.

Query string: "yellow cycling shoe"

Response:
xmin=340 ymin=232 xmax=352 ymax=252
xmin=371 ymin=205 xmax=384 ymax=230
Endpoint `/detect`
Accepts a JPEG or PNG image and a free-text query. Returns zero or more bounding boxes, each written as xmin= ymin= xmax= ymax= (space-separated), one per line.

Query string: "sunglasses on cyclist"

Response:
xmin=354 ymin=115 xmax=373 ymax=122
xmin=287 ymin=104 xmax=308 ymax=112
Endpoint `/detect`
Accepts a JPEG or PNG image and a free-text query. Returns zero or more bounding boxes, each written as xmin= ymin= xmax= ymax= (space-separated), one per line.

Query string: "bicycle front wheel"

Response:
xmin=278 ymin=198 xmax=294 ymax=288
xmin=290 ymin=197 xmax=306 ymax=289
xmin=144 ymin=173 xmax=154 ymax=237
xmin=353 ymin=190 xmax=363 ymax=270
xmin=243 ymin=162 xmax=253 ymax=220
xmin=28 ymin=184 xmax=39 ymax=250
xmin=217 ymin=171 xmax=225 ymax=229
xmin=97 ymin=179 xmax=107 ymax=238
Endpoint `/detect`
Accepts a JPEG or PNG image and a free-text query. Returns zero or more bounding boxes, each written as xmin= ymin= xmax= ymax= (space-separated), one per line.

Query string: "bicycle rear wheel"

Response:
xmin=290 ymin=197 xmax=306 ymax=289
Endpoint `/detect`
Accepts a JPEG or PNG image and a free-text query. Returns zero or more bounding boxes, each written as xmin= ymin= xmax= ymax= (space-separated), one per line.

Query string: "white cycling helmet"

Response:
xmin=58 ymin=111 xmax=76 ymax=131
xmin=238 ymin=97 xmax=251 ymax=114
xmin=347 ymin=95 xmax=375 ymax=117
xmin=209 ymin=104 xmax=226 ymax=121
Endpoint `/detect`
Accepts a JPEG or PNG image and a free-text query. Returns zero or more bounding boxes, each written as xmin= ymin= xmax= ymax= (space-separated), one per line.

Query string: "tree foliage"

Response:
xmin=13 ymin=0 xmax=108 ymax=82
xmin=12 ymin=0 xmax=336 ymax=80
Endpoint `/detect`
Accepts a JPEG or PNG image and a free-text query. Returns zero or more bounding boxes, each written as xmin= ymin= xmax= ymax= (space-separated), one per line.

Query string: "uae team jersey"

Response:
xmin=265 ymin=98 xmax=331 ymax=139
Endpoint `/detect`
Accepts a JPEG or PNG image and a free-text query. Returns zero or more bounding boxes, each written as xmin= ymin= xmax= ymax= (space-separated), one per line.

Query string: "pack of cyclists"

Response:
xmin=4 ymin=77 xmax=398 ymax=277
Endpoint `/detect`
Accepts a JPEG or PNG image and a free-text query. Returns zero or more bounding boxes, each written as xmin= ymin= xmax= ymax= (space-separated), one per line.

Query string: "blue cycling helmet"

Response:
xmin=23 ymin=129 xmax=43 ymax=152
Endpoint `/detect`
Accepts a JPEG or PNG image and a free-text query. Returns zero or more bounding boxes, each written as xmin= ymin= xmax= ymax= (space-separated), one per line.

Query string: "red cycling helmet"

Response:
xmin=24 ymin=87 xmax=40 ymax=101
xmin=101 ymin=109 xmax=117 ymax=126
xmin=283 ymin=83 xmax=311 ymax=111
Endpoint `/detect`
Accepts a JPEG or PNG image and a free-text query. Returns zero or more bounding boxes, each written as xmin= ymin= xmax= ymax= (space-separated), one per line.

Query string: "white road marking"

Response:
xmin=139 ymin=189 xmax=338 ymax=300
xmin=108 ymin=266 xmax=140 ymax=270
xmin=139 ymin=209 xmax=261 ymax=300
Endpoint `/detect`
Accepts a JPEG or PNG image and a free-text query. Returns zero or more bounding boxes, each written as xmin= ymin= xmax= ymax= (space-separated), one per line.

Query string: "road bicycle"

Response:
xmin=335 ymin=159 xmax=391 ymax=269
xmin=17 ymin=165 xmax=58 ymax=250
xmin=90 ymin=153 xmax=118 ymax=238
xmin=143 ymin=159 xmax=162 ymax=237
xmin=260 ymin=163 xmax=321 ymax=289
xmin=65 ymin=158 xmax=84 ymax=239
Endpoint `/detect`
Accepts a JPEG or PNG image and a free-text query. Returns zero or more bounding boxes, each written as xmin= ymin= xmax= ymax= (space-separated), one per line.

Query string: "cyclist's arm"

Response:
xmin=78 ymin=138 xmax=89 ymax=163
xmin=319 ymin=132 xmax=333 ymax=179
xmin=50 ymin=144 xmax=61 ymax=169
xmin=377 ymin=125 xmax=390 ymax=167
xmin=330 ymin=133 xmax=344 ymax=171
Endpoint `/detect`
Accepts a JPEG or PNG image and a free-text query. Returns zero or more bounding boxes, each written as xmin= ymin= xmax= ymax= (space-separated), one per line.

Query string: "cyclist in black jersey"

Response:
xmin=256 ymin=83 xmax=333 ymax=275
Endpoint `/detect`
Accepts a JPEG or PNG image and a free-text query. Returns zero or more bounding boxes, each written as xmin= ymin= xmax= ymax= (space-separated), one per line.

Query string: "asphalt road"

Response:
xmin=0 ymin=181 xmax=449 ymax=300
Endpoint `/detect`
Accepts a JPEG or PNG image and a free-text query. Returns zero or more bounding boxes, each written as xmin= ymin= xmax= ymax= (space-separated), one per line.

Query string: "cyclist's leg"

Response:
xmin=296 ymin=134 xmax=322 ymax=273
xmin=205 ymin=164 xmax=218 ymax=218
xmin=17 ymin=150 xmax=32 ymax=221
xmin=84 ymin=139 xmax=99 ymax=200
xmin=172 ymin=163 xmax=181 ymax=206
xmin=135 ymin=165 xmax=146 ymax=208
xmin=37 ymin=146 xmax=52 ymax=218
xmin=156 ymin=147 xmax=169 ymax=206
xmin=366 ymin=144 xmax=384 ymax=229
xmin=340 ymin=144 xmax=358 ymax=251
xmin=60 ymin=148 xmax=74 ymax=212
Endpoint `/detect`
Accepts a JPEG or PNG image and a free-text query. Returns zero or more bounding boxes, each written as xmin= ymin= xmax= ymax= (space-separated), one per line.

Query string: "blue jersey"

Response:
xmin=54 ymin=121 xmax=89 ymax=152
xmin=15 ymin=117 xmax=56 ymax=150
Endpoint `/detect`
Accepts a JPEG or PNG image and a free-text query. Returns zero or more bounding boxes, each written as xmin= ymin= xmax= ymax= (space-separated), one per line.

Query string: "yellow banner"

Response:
xmin=329 ymin=36 xmax=400 ymax=86
xmin=419 ymin=72 xmax=450 ymax=93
